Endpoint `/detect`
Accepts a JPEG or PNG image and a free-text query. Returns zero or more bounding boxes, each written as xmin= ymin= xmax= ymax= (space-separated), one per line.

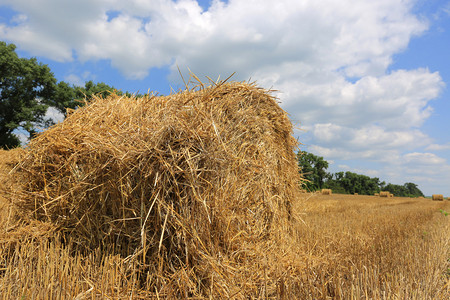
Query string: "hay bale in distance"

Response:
xmin=374 ymin=193 xmax=379 ymax=196
xmin=321 ymin=189 xmax=332 ymax=195
xmin=12 ymin=81 xmax=302 ymax=296
xmin=354 ymin=193 xmax=358 ymax=196
xmin=389 ymin=193 xmax=394 ymax=198
xmin=432 ymin=194 xmax=444 ymax=201
xmin=379 ymin=191 xmax=390 ymax=197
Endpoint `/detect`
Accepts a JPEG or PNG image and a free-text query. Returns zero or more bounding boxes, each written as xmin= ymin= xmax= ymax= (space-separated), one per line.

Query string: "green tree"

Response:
xmin=297 ymin=151 xmax=329 ymax=191
xmin=383 ymin=182 xmax=424 ymax=197
xmin=50 ymin=80 xmax=120 ymax=116
xmin=384 ymin=183 xmax=403 ymax=196
xmin=51 ymin=81 xmax=76 ymax=115
xmin=324 ymin=171 xmax=381 ymax=195
xmin=403 ymin=182 xmax=424 ymax=197
xmin=323 ymin=171 xmax=347 ymax=193
xmin=297 ymin=150 xmax=425 ymax=197
xmin=0 ymin=41 xmax=56 ymax=148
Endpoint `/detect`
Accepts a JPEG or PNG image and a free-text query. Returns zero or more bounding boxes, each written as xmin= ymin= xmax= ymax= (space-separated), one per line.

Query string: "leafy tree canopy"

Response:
xmin=0 ymin=41 xmax=137 ymax=147
xmin=382 ymin=182 xmax=424 ymax=198
xmin=297 ymin=151 xmax=329 ymax=191
xmin=50 ymin=80 xmax=121 ymax=116
xmin=325 ymin=171 xmax=381 ymax=195
xmin=0 ymin=41 xmax=56 ymax=148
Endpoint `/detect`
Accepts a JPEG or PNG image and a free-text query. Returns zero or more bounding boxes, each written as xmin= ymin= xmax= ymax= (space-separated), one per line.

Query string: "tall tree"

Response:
xmin=383 ymin=182 xmax=424 ymax=197
xmin=297 ymin=151 xmax=329 ymax=191
xmin=0 ymin=41 xmax=56 ymax=148
xmin=50 ymin=80 xmax=124 ymax=116
xmin=404 ymin=182 xmax=424 ymax=197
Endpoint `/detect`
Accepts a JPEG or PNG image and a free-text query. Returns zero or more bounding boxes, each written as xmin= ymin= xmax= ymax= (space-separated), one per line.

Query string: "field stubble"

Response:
xmin=292 ymin=193 xmax=450 ymax=299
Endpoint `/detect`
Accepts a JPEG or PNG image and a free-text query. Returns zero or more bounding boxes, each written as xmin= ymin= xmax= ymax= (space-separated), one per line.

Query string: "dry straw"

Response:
xmin=321 ymin=189 xmax=332 ymax=195
xmin=432 ymin=194 xmax=444 ymax=201
xmin=374 ymin=193 xmax=379 ymax=196
xmin=11 ymin=79 xmax=303 ymax=297
xmin=0 ymin=148 xmax=28 ymax=234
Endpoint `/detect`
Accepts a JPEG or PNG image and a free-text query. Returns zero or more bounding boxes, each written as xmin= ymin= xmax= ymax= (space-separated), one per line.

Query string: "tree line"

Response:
xmin=1 ymin=41 xmax=137 ymax=149
xmin=297 ymin=151 xmax=424 ymax=197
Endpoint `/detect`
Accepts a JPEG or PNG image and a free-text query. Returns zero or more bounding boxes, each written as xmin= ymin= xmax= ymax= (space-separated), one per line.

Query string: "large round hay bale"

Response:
xmin=12 ymin=81 xmax=302 ymax=296
xmin=321 ymin=189 xmax=332 ymax=195
xmin=379 ymin=191 xmax=390 ymax=197
xmin=432 ymin=194 xmax=444 ymax=201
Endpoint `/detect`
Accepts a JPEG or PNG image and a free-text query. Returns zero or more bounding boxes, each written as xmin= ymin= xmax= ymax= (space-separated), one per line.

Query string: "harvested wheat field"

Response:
xmin=1 ymin=82 xmax=450 ymax=299
xmin=294 ymin=193 xmax=450 ymax=299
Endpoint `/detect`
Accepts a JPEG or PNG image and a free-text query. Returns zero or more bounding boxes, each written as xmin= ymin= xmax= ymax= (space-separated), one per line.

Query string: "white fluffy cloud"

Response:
xmin=0 ymin=0 xmax=448 ymax=194
xmin=0 ymin=0 xmax=429 ymax=79
xmin=425 ymin=143 xmax=450 ymax=151
xmin=280 ymin=69 xmax=442 ymax=129
xmin=403 ymin=152 xmax=446 ymax=165
xmin=311 ymin=124 xmax=431 ymax=152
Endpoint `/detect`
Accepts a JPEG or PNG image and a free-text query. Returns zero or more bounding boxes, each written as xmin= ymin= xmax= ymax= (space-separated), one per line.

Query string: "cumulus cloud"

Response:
xmin=400 ymin=152 xmax=450 ymax=193
xmin=425 ymin=143 xmax=450 ymax=151
xmin=403 ymin=152 xmax=446 ymax=165
xmin=45 ymin=107 xmax=65 ymax=124
xmin=311 ymin=123 xmax=431 ymax=151
xmin=0 ymin=0 xmax=430 ymax=79
xmin=64 ymin=74 xmax=84 ymax=87
xmin=336 ymin=165 xmax=381 ymax=177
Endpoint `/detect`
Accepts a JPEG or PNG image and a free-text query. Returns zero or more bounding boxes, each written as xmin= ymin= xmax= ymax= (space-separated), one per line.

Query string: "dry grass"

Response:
xmin=292 ymin=194 xmax=450 ymax=299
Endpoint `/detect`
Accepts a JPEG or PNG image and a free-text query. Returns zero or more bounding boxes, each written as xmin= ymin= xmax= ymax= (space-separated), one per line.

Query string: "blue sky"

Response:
xmin=1 ymin=0 xmax=449 ymax=196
